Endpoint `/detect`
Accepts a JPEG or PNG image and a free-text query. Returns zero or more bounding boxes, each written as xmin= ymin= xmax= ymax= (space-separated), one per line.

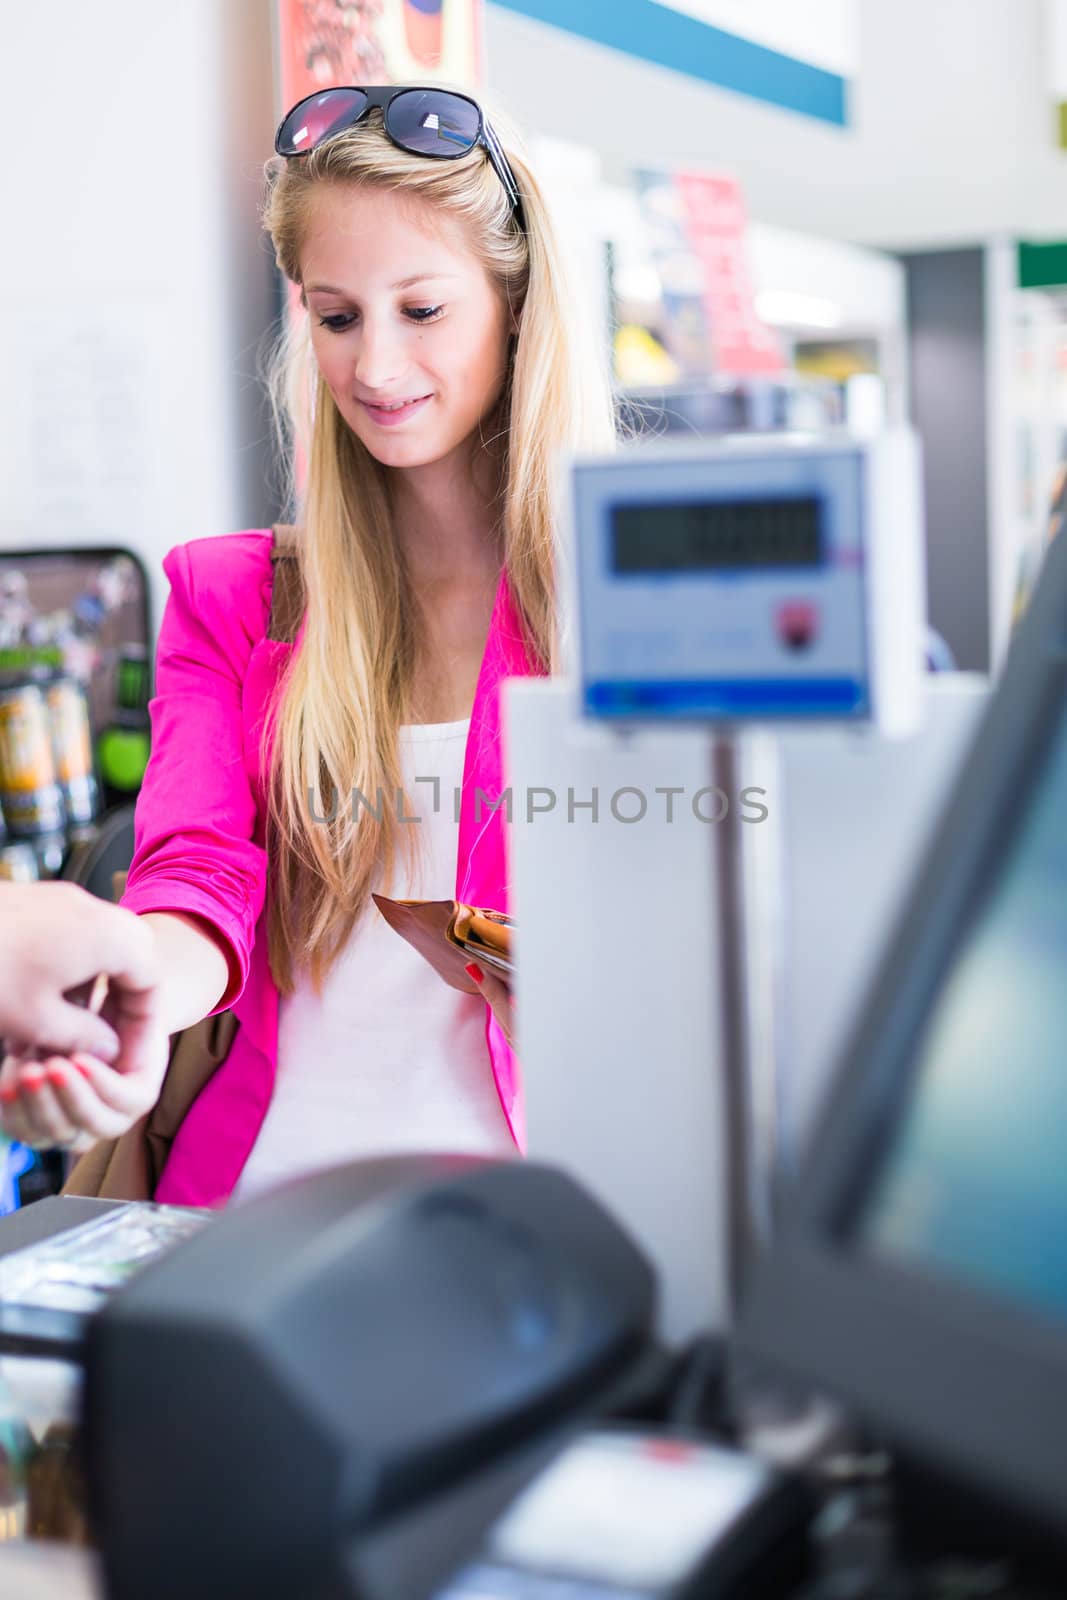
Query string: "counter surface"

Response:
xmin=0 ymin=1541 xmax=101 ymax=1597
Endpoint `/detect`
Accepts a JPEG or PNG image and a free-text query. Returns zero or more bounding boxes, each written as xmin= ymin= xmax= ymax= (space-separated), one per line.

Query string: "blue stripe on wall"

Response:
xmin=489 ymin=0 xmax=848 ymax=127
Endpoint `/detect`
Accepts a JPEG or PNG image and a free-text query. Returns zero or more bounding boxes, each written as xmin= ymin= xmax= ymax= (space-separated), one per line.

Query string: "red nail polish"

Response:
xmin=45 ymin=1067 xmax=67 ymax=1087
xmin=0 ymin=1086 xmax=17 ymax=1105
xmin=465 ymin=962 xmax=484 ymax=983
xmin=22 ymin=1074 xmax=44 ymax=1093
xmin=72 ymin=1059 xmax=93 ymax=1080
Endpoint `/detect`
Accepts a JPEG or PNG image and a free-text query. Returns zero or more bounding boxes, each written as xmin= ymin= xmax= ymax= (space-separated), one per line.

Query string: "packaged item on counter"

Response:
xmin=0 ymin=684 xmax=65 ymax=838
xmin=0 ymin=843 xmax=40 ymax=883
xmin=44 ymin=678 xmax=100 ymax=827
xmin=0 ymin=1201 xmax=212 ymax=1350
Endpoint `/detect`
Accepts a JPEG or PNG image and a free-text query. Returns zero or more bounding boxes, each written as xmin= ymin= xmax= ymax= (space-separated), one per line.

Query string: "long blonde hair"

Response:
xmin=261 ymin=98 xmax=615 ymax=992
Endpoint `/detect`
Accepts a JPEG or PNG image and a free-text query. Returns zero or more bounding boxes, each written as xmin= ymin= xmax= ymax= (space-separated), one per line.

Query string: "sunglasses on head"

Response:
xmin=275 ymin=85 xmax=526 ymax=230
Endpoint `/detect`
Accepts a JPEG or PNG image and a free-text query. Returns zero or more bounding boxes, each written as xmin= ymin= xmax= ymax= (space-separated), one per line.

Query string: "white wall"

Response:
xmin=486 ymin=0 xmax=1067 ymax=249
xmin=0 ymin=0 xmax=279 ymax=624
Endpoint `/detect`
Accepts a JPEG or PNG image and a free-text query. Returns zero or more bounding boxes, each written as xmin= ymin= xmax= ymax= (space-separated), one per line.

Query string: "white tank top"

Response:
xmin=231 ymin=719 xmax=515 ymax=1204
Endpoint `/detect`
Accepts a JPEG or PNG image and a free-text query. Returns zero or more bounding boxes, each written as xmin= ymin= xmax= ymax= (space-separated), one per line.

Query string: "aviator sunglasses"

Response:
xmin=275 ymin=85 xmax=526 ymax=230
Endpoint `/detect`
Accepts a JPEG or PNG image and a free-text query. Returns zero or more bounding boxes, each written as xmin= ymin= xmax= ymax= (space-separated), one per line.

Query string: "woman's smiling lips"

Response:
xmin=358 ymin=394 xmax=433 ymax=426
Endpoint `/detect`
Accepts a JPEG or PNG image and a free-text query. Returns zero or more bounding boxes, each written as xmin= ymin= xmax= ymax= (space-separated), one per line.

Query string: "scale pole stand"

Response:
xmin=712 ymin=731 xmax=788 ymax=1317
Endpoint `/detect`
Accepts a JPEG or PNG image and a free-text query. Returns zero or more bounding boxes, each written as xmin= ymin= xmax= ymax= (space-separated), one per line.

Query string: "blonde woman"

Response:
xmin=0 ymin=86 xmax=614 ymax=1203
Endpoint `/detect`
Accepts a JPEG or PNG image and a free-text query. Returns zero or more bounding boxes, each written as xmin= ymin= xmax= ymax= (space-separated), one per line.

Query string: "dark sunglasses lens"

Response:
xmin=386 ymin=90 xmax=480 ymax=156
xmin=277 ymin=88 xmax=368 ymax=155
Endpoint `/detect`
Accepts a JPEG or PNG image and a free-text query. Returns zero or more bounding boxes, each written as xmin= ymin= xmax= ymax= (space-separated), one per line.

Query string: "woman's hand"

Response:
xmin=0 ymin=908 xmax=235 ymax=1154
xmin=465 ymin=962 xmax=516 ymax=1050
xmin=0 ymin=1019 xmax=172 ymax=1154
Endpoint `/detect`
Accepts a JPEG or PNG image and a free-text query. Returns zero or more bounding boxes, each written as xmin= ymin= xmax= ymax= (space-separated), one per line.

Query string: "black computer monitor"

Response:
xmin=740 ymin=529 xmax=1067 ymax=1539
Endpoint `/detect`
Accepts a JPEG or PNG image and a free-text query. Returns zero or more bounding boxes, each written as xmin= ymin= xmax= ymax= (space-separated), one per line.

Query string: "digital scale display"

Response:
xmin=612 ymin=497 xmax=822 ymax=574
xmin=567 ymin=433 xmax=923 ymax=730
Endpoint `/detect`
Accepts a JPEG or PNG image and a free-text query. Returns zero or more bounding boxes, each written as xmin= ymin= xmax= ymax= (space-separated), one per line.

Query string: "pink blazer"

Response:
xmin=121 ymin=531 xmax=542 ymax=1207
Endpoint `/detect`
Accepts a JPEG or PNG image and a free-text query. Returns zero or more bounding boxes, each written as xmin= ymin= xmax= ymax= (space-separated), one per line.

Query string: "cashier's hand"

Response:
xmin=0 ymin=882 xmax=159 ymax=1061
xmin=465 ymin=962 xmax=516 ymax=1051
xmin=0 ymin=884 xmax=169 ymax=1152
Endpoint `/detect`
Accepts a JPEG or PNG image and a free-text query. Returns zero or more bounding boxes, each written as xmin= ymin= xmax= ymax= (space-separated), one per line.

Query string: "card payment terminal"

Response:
xmin=434 ymin=1427 xmax=812 ymax=1599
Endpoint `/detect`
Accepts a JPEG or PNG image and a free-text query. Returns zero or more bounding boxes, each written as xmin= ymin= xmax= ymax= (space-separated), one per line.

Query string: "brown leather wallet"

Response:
xmin=371 ymin=894 xmax=513 ymax=993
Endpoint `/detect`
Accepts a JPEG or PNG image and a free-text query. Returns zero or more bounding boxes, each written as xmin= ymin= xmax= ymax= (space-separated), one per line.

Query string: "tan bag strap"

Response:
xmin=268 ymin=523 xmax=305 ymax=643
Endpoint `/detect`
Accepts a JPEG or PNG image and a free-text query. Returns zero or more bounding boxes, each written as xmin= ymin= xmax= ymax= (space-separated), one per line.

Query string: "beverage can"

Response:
xmin=0 ymin=684 xmax=65 ymax=836
xmin=116 ymin=645 xmax=150 ymax=714
xmin=45 ymin=678 xmax=100 ymax=826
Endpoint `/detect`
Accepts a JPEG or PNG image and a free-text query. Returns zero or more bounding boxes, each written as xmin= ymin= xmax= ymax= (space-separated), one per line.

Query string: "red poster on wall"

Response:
xmin=675 ymin=171 xmax=784 ymax=376
xmin=276 ymin=0 xmax=484 ymax=112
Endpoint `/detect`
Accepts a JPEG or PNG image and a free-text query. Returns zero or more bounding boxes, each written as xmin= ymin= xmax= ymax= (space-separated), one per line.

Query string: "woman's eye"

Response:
xmin=405 ymin=305 xmax=444 ymax=323
xmin=317 ymin=313 xmax=356 ymax=332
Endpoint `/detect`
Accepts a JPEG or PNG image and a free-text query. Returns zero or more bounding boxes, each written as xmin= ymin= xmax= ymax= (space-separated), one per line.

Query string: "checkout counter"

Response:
xmin=0 ymin=430 xmax=1065 ymax=1598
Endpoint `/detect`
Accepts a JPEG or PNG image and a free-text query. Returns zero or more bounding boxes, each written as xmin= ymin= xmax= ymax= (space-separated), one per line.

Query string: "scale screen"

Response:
xmin=570 ymin=442 xmax=875 ymax=724
xmin=612 ymin=497 xmax=822 ymax=574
